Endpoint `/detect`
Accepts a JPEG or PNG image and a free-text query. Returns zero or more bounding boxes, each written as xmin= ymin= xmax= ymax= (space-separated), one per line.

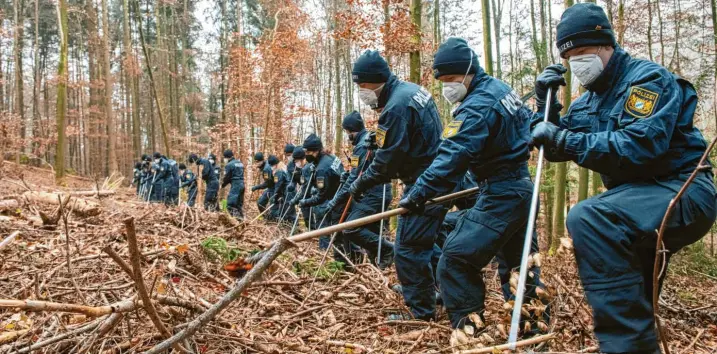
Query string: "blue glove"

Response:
xmin=531 ymin=122 xmax=567 ymax=152
xmin=399 ymin=194 xmax=425 ymax=214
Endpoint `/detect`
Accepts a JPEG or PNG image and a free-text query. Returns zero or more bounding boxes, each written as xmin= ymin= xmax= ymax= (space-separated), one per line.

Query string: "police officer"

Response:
xmin=289 ymin=147 xmax=313 ymax=228
xmin=251 ymin=152 xmax=275 ymax=214
xmin=281 ymin=144 xmax=298 ymax=221
xmin=132 ymin=162 xmax=142 ymax=195
xmin=397 ymin=38 xmax=545 ymax=342
xmin=222 ymin=149 xmax=245 ymax=220
xmin=348 ymin=50 xmax=445 ymax=321
xmin=188 ymin=153 xmax=219 ymax=211
xmin=298 ymin=134 xmax=355 ymax=262
xmin=178 ymin=163 xmax=198 ymax=207
xmin=140 ymin=154 xmax=152 ymax=200
xmin=269 ymin=155 xmax=290 ymax=222
xmin=164 ymin=155 xmax=180 ymax=205
xmin=151 ymin=152 xmax=168 ymax=203
xmin=530 ymin=4 xmax=717 ymax=353
xmin=317 ymin=111 xmax=394 ymax=269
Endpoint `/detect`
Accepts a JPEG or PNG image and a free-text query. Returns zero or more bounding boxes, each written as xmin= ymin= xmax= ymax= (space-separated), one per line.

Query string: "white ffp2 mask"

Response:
xmin=569 ymin=49 xmax=604 ymax=87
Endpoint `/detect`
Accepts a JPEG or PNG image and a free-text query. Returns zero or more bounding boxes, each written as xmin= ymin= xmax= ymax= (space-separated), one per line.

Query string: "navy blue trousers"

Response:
xmin=226 ymin=184 xmax=245 ymax=219
xmin=186 ymin=186 xmax=198 ymax=207
xmin=395 ymin=184 xmax=448 ymax=320
xmin=566 ymin=172 xmax=716 ymax=353
xmin=204 ymin=180 xmax=219 ymax=211
xmin=343 ymin=188 xmax=394 ymax=266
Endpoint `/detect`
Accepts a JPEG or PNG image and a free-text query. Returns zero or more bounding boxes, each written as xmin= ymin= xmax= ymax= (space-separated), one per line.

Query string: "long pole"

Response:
xmin=376 ymin=183 xmax=387 ymax=265
xmin=508 ymin=87 xmax=553 ymax=348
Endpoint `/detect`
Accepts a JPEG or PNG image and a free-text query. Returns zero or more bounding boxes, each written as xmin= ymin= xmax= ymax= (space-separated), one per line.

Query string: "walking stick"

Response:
xmin=287 ymin=169 xmax=316 ymax=237
xmin=507 ymin=87 xmax=553 ymax=349
xmin=146 ymin=170 xmax=157 ymax=204
xmin=376 ymin=183 xmax=387 ymax=266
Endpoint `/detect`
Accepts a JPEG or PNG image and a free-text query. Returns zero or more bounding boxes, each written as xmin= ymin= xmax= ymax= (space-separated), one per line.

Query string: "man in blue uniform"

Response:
xmin=317 ymin=111 xmax=394 ymax=269
xmin=289 ymin=147 xmax=313 ymax=229
xmin=188 ymin=153 xmax=219 ymax=211
xmin=530 ymin=4 xmax=717 ymax=353
xmin=397 ymin=39 xmax=546 ymax=343
xmin=140 ymin=155 xmax=152 ymax=200
xmin=280 ymin=144 xmax=297 ymax=221
xmin=151 ymin=152 xmax=168 ymax=203
xmin=131 ymin=162 xmax=142 ymax=195
xmin=164 ymin=155 xmax=180 ymax=206
xmin=269 ymin=155 xmax=290 ymax=222
xmin=178 ymin=163 xmax=198 ymax=207
xmin=222 ymin=149 xmax=245 ymax=220
xmin=298 ymin=134 xmax=355 ymax=262
xmin=348 ymin=50 xmax=446 ymax=321
xmin=251 ymin=152 xmax=275 ymax=214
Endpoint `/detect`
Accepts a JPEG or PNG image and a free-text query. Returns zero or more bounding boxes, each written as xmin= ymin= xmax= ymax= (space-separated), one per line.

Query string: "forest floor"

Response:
xmin=0 ymin=160 xmax=716 ymax=353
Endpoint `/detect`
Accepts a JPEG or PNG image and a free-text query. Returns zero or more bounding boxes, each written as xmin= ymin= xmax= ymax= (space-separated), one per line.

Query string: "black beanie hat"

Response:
xmin=134 ymin=162 xmax=142 ymax=169
xmin=178 ymin=163 xmax=186 ymax=170
xmin=352 ymin=50 xmax=391 ymax=83
xmin=292 ymin=146 xmax=306 ymax=160
xmin=556 ymin=3 xmax=616 ymax=58
xmin=303 ymin=133 xmax=323 ymax=151
xmin=284 ymin=143 xmax=295 ymax=154
xmin=253 ymin=152 xmax=265 ymax=162
xmin=223 ymin=149 xmax=234 ymax=158
xmin=432 ymin=37 xmax=479 ymax=79
xmin=188 ymin=153 xmax=198 ymax=163
xmin=268 ymin=155 xmax=280 ymax=166
xmin=153 ymin=152 xmax=161 ymax=159
xmin=208 ymin=153 xmax=217 ymax=161
xmin=141 ymin=153 xmax=150 ymax=162
xmin=342 ymin=111 xmax=365 ymax=133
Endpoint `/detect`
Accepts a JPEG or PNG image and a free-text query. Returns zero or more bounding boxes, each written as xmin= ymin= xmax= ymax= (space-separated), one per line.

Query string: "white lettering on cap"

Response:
xmin=558 ymin=40 xmax=574 ymax=52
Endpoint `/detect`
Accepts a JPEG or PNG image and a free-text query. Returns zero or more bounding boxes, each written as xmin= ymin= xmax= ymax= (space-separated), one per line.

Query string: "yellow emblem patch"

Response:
xmin=350 ymin=155 xmax=360 ymax=168
xmin=375 ymin=128 xmax=386 ymax=148
xmin=263 ymin=172 xmax=269 ymax=180
xmin=273 ymin=175 xmax=278 ymax=183
xmin=442 ymin=120 xmax=464 ymax=139
xmin=317 ymin=177 xmax=325 ymax=189
xmin=624 ymin=87 xmax=659 ymax=118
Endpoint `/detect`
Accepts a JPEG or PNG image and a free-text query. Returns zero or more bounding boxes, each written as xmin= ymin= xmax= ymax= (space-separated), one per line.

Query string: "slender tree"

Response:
xmin=712 ymin=0 xmax=717 ymax=129
xmin=409 ymin=0 xmax=422 ymax=83
xmin=56 ymin=0 xmax=69 ymax=181
xmin=481 ymin=0 xmax=494 ymax=76
xmin=103 ymin=0 xmax=118 ymax=173
xmin=15 ymin=0 xmax=26 ymax=153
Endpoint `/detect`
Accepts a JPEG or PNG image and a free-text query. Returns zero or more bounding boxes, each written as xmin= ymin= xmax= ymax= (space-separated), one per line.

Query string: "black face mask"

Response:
xmin=305 ymin=154 xmax=316 ymax=163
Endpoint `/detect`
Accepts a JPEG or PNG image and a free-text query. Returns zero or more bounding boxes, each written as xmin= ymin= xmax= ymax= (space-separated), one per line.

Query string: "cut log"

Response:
xmin=0 ymin=199 xmax=19 ymax=212
xmin=22 ymin=191 xmax=101 ymax=216
xmin=70 ymin=190 xmax=115 ymax=197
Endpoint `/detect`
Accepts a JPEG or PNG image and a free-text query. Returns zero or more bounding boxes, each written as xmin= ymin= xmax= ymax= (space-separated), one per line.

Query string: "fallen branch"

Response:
xmin=145 ymin=187 xmax=481 ymax=354
xmin=0 ymin=231 xmax=20 ymax=251
xmin=69 ymin=190 xmax=115 ymax=197
xmin=457 ymin=333 xmax=556 ymax=354
xmin=0 ymin=330 xmax=30 ymax=345
xmin=0 ymin=199 xmax=19 ymax=212
xmin=0 ymin=298 xmax=136 ymax=316
xmin=22 ymin=191 xmax=101 ymax=216
xmin=653 ymin=135 xmax=717 ymax=354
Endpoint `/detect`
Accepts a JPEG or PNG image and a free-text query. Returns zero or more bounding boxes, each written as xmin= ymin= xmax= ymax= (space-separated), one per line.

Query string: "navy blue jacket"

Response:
xmin=293 ymin=163 xmax=314 ymax=201
xmin=222 ymin=158 xmax=245 ymax=188
xmin=197 ymin=158 xmax=219 ymax=183
xmin=180 ymin=170 xmax=197 ymax=189
xmin=301 ymin=153 xmax=344 ymax=207
xmin=164 ymin=159 xmax=179 ymax=189
xmin=539 ymin=48 xmax=709 ymax=189
xmin=254 ymin=163 xmax=275 ymax=191
xmin=361 ymin=75 xmax=443 ymax=186
xmin=287 ymin=160 xmax=296 ymax=179
xmin=332 ymin=129 xmax=384 ymax=206
xmin=411 ymin=70 xmax=532 ymax=201
xmin=273 ymin=169 xmax=289 ymax=201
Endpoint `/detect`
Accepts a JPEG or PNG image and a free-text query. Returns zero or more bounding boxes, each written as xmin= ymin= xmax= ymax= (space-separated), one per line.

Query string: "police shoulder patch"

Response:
xmin=375 ymin=127 xmax=387 ymax=148
xmin=317 ymin=177 xmax=325 ymax=189
xmin=624 ymin=86 xmax=659 ymax=118
xmin=350 ymin=155 xmax=360 ymax=168
xmin=442 ymin=119 xmax=464 ymax=139
xmin=263 ymin=172 xmax=269 ymax=180
xmin=273 ymin=175 xmax=279 ymax=183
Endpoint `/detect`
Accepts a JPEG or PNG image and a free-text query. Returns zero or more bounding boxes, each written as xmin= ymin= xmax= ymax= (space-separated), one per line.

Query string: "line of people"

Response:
xmin=127 ymin=4 xmax=716 ymax=352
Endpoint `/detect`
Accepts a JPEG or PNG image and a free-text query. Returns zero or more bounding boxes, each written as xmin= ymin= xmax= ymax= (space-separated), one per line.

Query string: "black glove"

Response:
xmin=315 ymin=201 xmax=334 ymax=219
xmin=531 ymin=122 xmax=567 ymax=152
xmin=298 ymin=199 xmax=308 ymax=208
xmin=340 ymin=171 xmax=350 ymax=184
xmin=251 ymin=186 xmax=259 ymax=192
xmin=350 ymin=175 xmax=371 ymax=202
xmin=535 ymin=64 xmax=566 ymax=124
xmin=290 ymin=196 xmax=301 ymax=206
xmin=399 ymin=194 xmax=425 ymax=214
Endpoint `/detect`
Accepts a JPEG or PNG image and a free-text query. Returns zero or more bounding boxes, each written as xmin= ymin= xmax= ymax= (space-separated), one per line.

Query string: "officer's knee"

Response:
xmin=566 ymin=199 xmax=599 ymax=238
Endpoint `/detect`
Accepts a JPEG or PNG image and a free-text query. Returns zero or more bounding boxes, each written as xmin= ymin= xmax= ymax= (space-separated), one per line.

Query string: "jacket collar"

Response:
xmin=584 ymin=46 xmax=630 ymax=94
xmin=376 ymin=75 xmax=399 ymax=109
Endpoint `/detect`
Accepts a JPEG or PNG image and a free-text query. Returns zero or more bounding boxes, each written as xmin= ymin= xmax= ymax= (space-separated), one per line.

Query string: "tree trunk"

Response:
xmin=333 ymin=39 xmax=343 ymax=154
xmin=491 ymin=0 xmax=502 ymax=79
xmin=123 ymin=0 xmax=140 ymax=160
xmin=578 ymin=167 xmax=588 ymax=201
xmin=102 ymin=0 xmax=118 ymax=174
xmin=56 ymin=0 xmax=69 ymax=181
xmin=15 ymin=0 xmax=26 ymax=154
xmin=647 ymin=0 xmax=653 ymax=61
xmin=481 ymin=0 xmax=494 ymax=76
xmin=538 ymin=0 xmax=548 ymax=69
xmin=657 ymin=0 xmax=665 ymax=65
xmin=32 ymin=0 xmax=40 ymax=156
xmin=712 ymin=0 xmax=717 ymax=132
xmin=529 ymin=0 xmax=543 ymax=72
xmin=409 ymin=0 xmax=422 ymax=83
xmin=551 ymin=0 xmax=574 ymax=252
xmin=617 ymin=0 xmax=625 ymax=46
xmin=591 ymin=171 xmax=602 ymax=196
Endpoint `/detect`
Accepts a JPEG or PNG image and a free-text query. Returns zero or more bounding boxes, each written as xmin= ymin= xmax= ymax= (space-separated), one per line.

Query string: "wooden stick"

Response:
xmin=457 ymin=333 xmax=556 ymax=354
xmin=101 ymin=245 xmax=134 ymax=277
xmin=0 ymin=231 xmax=20 ymax=251
xmin=123 ymin=217 xmax=187 ymax=353
xmin=11 ymin=318 xmax=104 ymax=354
xmin=145 ymin=187 xmax=480 ymax=354
xmin=0 ymin=298 xmax=136 ymax=316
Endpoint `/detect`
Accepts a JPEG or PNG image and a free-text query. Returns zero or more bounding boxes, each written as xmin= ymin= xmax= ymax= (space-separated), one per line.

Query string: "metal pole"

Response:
xmin=376 ymin=183 xmax=387 ymax=266
xmin=146 ymin=170 xmax=157 ymax=204
xmin=287 ymin=169 xmax=316 ymax=237
xmin=508 ymin=87 xmax=553 ymax=348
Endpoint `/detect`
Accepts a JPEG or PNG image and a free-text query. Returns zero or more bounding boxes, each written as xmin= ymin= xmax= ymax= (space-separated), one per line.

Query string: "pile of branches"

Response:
xmin=0 ymin=164 xmax=716 ymax=353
